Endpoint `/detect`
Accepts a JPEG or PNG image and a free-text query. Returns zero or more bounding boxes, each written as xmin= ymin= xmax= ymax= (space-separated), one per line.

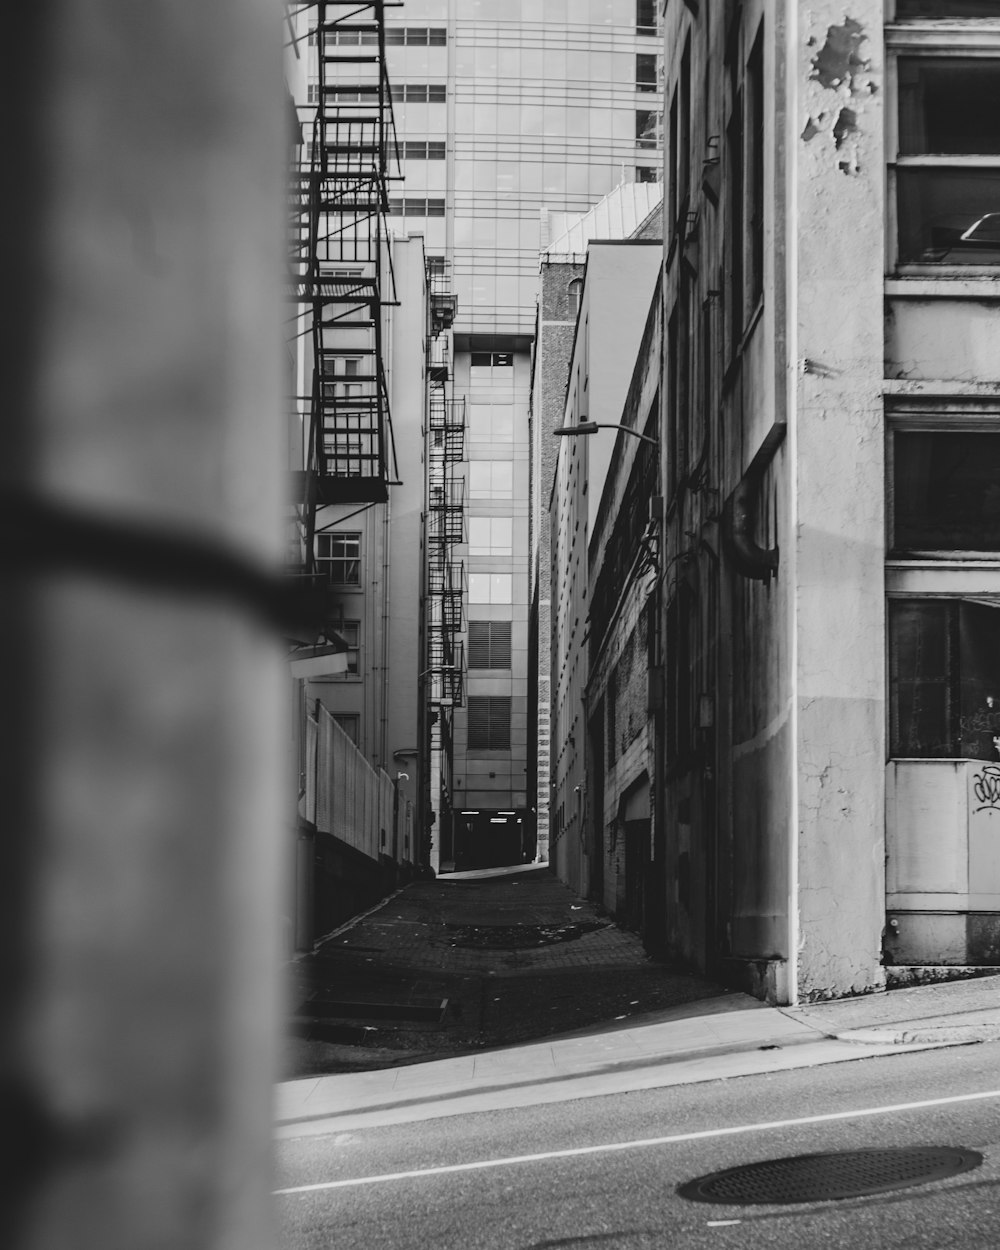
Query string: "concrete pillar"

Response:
xmin=2 ymin=3 xmax=285 ymax=1246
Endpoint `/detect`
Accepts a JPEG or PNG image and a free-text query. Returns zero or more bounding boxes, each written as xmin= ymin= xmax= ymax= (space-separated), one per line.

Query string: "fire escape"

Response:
xmin=424 ymin=260 xmax=464 ymax=856
xmin=291 ymin=0 xmax=399 ymax=561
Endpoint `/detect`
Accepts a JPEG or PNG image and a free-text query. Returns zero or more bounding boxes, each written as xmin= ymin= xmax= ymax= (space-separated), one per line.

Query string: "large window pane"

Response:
xmin=890 ymin=600 xmax=1000 ymax=760
xmin=890 ymin=600 xmax=953 ymax=757
xmin=899 ymin=59 xmax=1000 ymax=155
xmin=897 ymin=168 xmax=1000 ymax=263
xmin=893 ymin=430 xmax=1000 ymax=551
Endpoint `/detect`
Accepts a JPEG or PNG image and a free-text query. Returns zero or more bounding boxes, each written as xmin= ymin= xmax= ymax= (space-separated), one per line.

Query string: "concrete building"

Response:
xmin=383 ymin=0 xmax=665 ymax=869
xmin=547 ymin=235 xmax=663 ymax=901
xmin=531 ymin=183 xmax=663 ymax=868
xmin=551 ymin=0 xmax=1000 ymax=1003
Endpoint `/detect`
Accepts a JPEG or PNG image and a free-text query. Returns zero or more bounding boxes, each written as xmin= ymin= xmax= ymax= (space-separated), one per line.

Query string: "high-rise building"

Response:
xmin=383 ymin=1 xmax=664 ymax=870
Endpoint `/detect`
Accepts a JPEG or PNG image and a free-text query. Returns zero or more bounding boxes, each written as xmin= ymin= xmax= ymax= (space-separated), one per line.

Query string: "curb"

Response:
xmin=835 ymin=1024 xmax=1000 ymax=1047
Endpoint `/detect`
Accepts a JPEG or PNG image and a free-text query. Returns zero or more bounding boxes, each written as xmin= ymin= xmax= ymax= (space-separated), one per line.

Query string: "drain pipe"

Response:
xmin=723 ymin=422 xmax=786 ymax=580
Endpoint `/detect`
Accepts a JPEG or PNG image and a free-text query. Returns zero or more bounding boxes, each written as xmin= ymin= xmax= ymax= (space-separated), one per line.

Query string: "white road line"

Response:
xmin=275 ymin=1087 xmax=1000 ymax=1196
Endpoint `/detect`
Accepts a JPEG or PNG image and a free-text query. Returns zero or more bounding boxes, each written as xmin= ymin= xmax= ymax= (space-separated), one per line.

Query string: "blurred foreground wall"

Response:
xmin=2 ymin=4 xmax=285 ymax=1246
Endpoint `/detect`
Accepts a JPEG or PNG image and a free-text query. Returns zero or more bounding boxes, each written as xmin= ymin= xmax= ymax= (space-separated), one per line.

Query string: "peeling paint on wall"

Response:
xmin=810 ymin=18 xmax=867 ymax=91
xmin=801 ymin=17 xmax=876 ymax=176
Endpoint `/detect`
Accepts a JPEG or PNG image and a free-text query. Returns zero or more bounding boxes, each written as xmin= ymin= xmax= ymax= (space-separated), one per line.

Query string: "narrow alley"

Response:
xmin=286 ymin=866 xmax=725 ymax=1079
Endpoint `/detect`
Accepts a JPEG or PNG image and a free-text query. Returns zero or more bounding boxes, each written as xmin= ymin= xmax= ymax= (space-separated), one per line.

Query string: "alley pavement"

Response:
xmin=285 ymin=864 xmax=723 ymax=1078
xmin=279 ymin=865 xmax=1000 ymax=1138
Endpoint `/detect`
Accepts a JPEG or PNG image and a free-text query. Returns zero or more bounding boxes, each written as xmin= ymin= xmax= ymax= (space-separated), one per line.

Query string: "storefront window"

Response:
xmin=889 ymin=599 xmax=1000 ymax=760
xmin=892 ymin=430 xmax=1000 ymax=552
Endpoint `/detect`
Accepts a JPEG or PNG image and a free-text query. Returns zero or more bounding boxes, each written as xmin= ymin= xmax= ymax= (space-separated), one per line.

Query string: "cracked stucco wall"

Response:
xmin=792 ymin=2 xmax=886 ymax=1000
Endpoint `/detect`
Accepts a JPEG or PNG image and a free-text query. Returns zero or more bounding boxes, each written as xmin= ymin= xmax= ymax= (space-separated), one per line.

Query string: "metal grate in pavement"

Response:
xmin=677 ymin=1147 xmax=982 ymax=1206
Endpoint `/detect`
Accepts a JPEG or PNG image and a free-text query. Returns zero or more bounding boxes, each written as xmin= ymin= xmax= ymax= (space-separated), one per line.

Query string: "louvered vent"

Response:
xmin=468 ymin=621 xmax=512 ymax=669
xmin=467 ymin=696 xmax=511 ymax=749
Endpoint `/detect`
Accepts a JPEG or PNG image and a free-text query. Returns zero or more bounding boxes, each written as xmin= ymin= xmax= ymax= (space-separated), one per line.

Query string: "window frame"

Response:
xmin=887 ymin=406 xmax=1000 ymax=558
xmin=887 ymin=25 xmax=1000 ymax=276
xmin=315 ymin=531 xmax=361 ymax=585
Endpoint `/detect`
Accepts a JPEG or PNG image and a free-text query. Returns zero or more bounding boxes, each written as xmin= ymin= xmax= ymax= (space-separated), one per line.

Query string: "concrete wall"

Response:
xmin=790 ymin=0 xmax=887 ymax=999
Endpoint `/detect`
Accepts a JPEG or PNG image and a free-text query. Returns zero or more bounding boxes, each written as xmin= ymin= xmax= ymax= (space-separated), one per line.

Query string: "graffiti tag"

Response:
xmin=973 ymin=764 xmax=1000 ymax=813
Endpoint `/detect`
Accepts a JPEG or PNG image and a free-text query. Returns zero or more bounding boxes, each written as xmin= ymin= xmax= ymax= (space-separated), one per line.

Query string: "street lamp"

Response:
xmin=553 ymin=420 xmax=659 ymax=448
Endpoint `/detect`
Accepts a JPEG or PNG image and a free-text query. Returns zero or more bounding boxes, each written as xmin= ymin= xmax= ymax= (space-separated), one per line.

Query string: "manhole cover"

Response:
xmin=677 ymin=1147 xmax=982 ymax=1205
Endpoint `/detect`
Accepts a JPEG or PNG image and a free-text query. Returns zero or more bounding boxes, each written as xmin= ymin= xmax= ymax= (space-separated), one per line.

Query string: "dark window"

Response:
xmin=636 ymin=164 xmax=658 ymax=183
xmin=637 ymin=0 xmax=658 ymax=35
xmin=386 ymin=26 xmax=448 ymax=45
xmin=390 ymin=84 xmax=447 ymax=104
xmin=667 ymin=91 xmax=679 ymax=232
xmin=468 ymin=621 xmax=512 ymax=669
xmin=679 ymin=38 xmax=691 ymax=209
xmin=637 ymin=52 xmax=658 ymax=93
xmin=336 ymin=621 xmax=361 ymax=676
xmin=897 ymin=58 xmax=1000 ymax=264
xmin=316 ymin=532 xmax=360 ymax=583
xmin=897 ymin=1 xmax=999 ymax=14
xmin=725 ymin=86 xmax=744 ymax=351
xmin=470 ymin=351 xmax=513 ymax=366
xmin=746 ymin=30 xmax=765 ymax=303
xmin=636 ymin=109 xmax=661 ymax=150
xmin=404 ymin=140 xmax=446 ymax=159
xmin=892 ymin=430 xmax=1000 ymax=552
xmin=467 ymin=696 xmax=512 ymax=749
xmin=390 ymin=198 xmax=447 ymax=217
xmin=426 ymin=254 xmax=446 ymax=275
xmin=899 ymin=59 xmax=1000 ymax=156
xmin=889 ymin=599 xmax=1000 ymax=760
xmin=333 ymin=714 xmax=360 ymax=744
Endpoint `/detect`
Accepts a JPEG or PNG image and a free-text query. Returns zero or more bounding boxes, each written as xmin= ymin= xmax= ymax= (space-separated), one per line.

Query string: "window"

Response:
xmin=388 ymin=198 xmax=447 ymax=217
xmin=895 ymin=56 xmax=1000 ymax=265
xmin=470 ymin=351 xmax=513 ymax=367
xmin=468 ymin=621 xmax=512 ymax=669
xmin=467 ymin=696 xmax=512 ymax=749
xmin=896 ymin=1 xmax=997 ymax=14
xmin=636 ymin=0 xmax=658 ymax=35
xmin=426 ymin=254 xmax=446 ymax=276
xmin=333 ymin=714 xmax=359 ymax=744
xmin=385 ymin=26 xmax=447 ymax=45
xmin=636 ymin=165 xmax=658 ymax=183
xmin=567 ymin=278 xmax=584 ymax=317
xmin=335 ymin=621 xmax=361 ymax=676
xmin=315 ymin=26 xmax=379 ymax=45
xmin=315 ymin=532 xmax=360 ymax=584
xmin=469 ymin=516 xmax=513 ymax=555
xmin=636 ymin=109 xmax=661 ymax=150
xmin=403 ymin=140 xmax=447 ymax=160
xmin=679 ymin=38 xmax=691 ymax=209
xmin=390 ymin=84 xmax=447 ymax=104
xmin=889 ymin=599 xmax=1000 ymax=760
xmin=470 ymin=461 xmax=513 ymax=498
xmin=891 ymin=429 xmax=1000 ymax=552
xmin=636 ymin=52 xmax=659 ymax=93
xmin=746 ymin=30 xmax=765 ymax=303
xmin=468 ymin=573 xmax=512 ymax=604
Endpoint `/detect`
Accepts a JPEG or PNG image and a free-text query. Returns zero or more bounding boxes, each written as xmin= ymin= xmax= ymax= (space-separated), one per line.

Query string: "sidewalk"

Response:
xmin=277 ymin=867 xmax=1000 ymax=1138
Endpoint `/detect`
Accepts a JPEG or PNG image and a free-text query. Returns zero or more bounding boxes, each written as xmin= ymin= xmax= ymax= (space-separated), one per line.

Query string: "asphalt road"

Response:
xmin=276 ymin=1042 xmax=1000 ymax=1248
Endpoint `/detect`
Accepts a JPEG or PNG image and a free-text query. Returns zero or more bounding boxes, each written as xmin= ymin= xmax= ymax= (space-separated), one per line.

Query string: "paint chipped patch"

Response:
xmin=801 ymin=18 xmax=875 ymax=174
xmin=833 ymin=107 xmax=859 ymax=150
xmin=810 ymin=17 xmax=868 ymax=91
